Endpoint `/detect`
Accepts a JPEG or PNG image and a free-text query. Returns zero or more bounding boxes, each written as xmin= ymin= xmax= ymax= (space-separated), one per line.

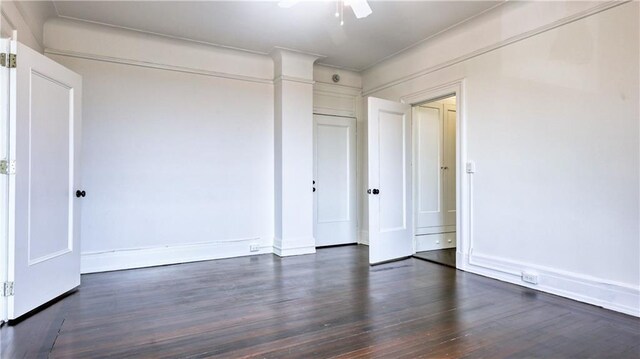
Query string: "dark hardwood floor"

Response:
xmin=414 ymin=248 xmax=457 ymax=268
xmin=1 ymin=245 xmax=639 ymax=358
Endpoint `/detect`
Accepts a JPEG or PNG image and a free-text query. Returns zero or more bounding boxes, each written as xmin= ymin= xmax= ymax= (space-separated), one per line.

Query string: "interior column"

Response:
xmin=271 ymin=48 xmax=321 ymax=256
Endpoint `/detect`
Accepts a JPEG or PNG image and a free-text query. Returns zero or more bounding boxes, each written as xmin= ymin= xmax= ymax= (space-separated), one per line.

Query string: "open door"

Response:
xmin=6 ymin=41 xmax=82 ymax=319
xmin=367 ymin=97 xmax=412 ymax=264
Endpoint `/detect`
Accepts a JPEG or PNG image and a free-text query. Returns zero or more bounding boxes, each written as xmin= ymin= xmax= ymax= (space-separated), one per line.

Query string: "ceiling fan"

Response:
xmin=278 ymin=0 xmax=373 ymax=25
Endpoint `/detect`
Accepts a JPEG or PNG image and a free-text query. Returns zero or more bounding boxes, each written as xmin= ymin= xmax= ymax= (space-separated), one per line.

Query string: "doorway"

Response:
xmin=412 ymin=95 xmax=457 ymax=267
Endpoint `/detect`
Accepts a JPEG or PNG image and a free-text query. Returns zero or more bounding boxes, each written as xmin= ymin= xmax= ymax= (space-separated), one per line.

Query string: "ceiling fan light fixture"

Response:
xmin=346 ymin=0 xmax=372 ymax=19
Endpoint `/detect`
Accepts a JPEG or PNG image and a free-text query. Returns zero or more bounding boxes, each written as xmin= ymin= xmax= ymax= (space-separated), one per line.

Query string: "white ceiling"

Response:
xmin=51 ymin=1 xmax=503 ymax=71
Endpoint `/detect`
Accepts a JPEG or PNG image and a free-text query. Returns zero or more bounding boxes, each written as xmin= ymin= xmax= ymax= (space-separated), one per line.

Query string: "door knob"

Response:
xmin=75 ymin=190 xmax=86 ymax=198
xmin=372 ymin=189 xmax=380 ymax=195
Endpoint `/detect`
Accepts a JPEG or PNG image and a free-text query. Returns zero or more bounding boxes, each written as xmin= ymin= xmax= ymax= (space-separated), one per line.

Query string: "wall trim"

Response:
xmin=81 ymin=239 xmax=273 ymax=274
xmin=273 ymin=244 xmax=316 ymax=257
xmin=462 ymin=252 xmax=640 ymax=317
xmin=274 ymin=75 xmax=315 ymax=85
xmin=44 ymin=48 xmax=274 ymax=85
xmin=314 ymin=81 xmax=362 ymax=94
xmin=358 ymin=230 xmax=369 ymax=245
xmin=362 ymin=0 xmax=627 ymax=96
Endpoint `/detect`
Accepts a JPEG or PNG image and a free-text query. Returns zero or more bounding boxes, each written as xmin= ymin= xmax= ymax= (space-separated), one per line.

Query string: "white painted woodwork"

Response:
xmin=8 ymin=41 xmax=82 ymax=319
xmin=367 ymin=97 xmax=412 ymax=264
xmin=414 ymin=103 xmax=444 ymax=231
xmin=0 ymin=37 xmax=10 ymax=323
xmin=272 ymin=48 xmax=319 ymax=256
xmin=443 ymin=103 xmax=456 ymax=226
xmin=363 ymin=3 xmax=639 ymax=315
xmin=313 ymin=115 xmax=357 ymax=246
xmin=413 ymin=99 xmax=456 ymax=240
xmin=313 ymin=82 xmax=359 ymax=118
xmin=415 ymin=232 xmax=456 ymax=252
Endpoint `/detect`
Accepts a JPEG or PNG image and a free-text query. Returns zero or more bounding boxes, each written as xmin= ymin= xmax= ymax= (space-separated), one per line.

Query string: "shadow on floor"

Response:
xmin=414 ymin=248 xmax=456 ymax=268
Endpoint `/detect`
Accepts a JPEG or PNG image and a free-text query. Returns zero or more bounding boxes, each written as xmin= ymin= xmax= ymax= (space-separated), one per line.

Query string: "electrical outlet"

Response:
xmin=249 ymin=243 xmax=260 ymax=252
xmin=521 ymin=271 xmax=539 ymax=285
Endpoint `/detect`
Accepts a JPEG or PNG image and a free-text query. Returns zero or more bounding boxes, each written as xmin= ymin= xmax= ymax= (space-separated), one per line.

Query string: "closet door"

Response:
xmin=443 ymin=104 xmax=456 ymax=227
xmin=313 ymin=115 xmax=357 ymax=246
xmin=414 ymin=104 xmax=445 ymax=232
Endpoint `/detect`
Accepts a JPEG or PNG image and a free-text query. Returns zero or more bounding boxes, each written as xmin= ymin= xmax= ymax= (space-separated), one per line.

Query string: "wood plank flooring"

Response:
xmin=1 ymin=245 xmax=638 ymax=358
xmin=414 ymin=248 xmax=457 ymax=268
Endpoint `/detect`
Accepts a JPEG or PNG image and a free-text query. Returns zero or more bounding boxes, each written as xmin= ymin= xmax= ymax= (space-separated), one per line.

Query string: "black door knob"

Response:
xmin=313 ymin=187 xmax=316 ymax=192
xmin=76 ymin=190 xmax=86 ymax=198
xmin=372 ymin=189 xmax=380 ymax=195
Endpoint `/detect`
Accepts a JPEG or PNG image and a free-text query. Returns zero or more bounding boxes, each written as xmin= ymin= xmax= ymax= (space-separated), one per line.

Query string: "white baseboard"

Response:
xmin=358 ymin=230 xmax=369 ymax=245
xmin=272 ymin=236 xmax=316 ymax=257
xmin=81 ymin=240 xmax=273 ymax=274
xmin=462 ymin=252 xmax=640 ymax=317
xmin=273 ymin=244 xmax=316 ymax=257
xmin=415 ymin=232 xmax=456 ymax=252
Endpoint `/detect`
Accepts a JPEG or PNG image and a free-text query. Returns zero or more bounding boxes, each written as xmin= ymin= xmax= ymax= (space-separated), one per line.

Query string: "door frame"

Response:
xmin=400 ymin=79 xmax=468 ymax=271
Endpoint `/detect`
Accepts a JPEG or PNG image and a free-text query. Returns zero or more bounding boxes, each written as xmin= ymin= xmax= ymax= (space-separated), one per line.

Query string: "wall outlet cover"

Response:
xmin=522 ymin=271 xmax=539 ymax=285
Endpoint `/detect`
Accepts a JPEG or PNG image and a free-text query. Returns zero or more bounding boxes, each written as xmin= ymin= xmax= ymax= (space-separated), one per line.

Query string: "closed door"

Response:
xmin=313 ymin=115 xmax=357 ymax=246
xmin=7 ymin=41 xmax=83 ymax=319
xmin=367 ymin=97 xmax=413 ymax=264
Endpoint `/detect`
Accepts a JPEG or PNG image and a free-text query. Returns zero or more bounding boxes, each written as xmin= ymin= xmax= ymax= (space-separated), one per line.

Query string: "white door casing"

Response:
xmin=7 ymin=41 xmax=82 ymax=319
xmin=313 ymin=115 xmax=357 ymax=246
xmin=367 ymin=97 xmax=412 ymax=264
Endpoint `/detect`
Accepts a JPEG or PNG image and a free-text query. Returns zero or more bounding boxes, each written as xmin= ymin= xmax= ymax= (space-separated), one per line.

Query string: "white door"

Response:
xmin=0 ymin=37 xmax=11 ymax=323
xmin=367 ymin=97 xmax=412 ymax=264
xmin=414 ymin=103 xmax=445 ymax=231
xmin=413 ymin=101 xmax=457 ymax=233
xmin=7 ymin=41 xmax=82 ymax=319
xmin=443 ymin=104 xmax=457 ymax=226
xmin=313 ymin=115 xmax=357 ymax=246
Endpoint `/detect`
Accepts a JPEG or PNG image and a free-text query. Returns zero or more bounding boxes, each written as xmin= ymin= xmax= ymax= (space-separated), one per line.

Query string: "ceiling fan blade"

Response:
xmin=347 ymin=0 xmax=372 ymax=19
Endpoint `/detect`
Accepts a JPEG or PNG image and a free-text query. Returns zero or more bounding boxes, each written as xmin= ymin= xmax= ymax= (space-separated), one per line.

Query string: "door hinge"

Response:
xmin=0 ymin=53 xmax=16 ymax=68
xmin=0 ymin=160 xmax=15 ymax=175
xmin=2 ymin=282 xmax=14 ymax=297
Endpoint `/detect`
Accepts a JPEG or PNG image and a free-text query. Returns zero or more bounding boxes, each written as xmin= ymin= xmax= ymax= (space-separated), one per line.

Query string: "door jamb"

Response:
xmin=400 ymin=79 xmax=468 ymax=271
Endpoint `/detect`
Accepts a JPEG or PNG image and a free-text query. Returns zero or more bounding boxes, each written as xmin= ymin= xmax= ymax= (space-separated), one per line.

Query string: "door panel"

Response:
xmin=367 ymin=97 xmax=412 ymax=264
xmin=414 ymin=104 xmax=444 ymax=229
xmin=8 ymin=42 xmax=82 ymax=319
xmin=313 ymin=115 xmax=356 ymax=246
xmin=443 ymin=104 xmax=456 ymax=226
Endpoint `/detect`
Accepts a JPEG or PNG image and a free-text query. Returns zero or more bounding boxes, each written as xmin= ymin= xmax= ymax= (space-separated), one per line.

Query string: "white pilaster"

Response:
xmin=271 ymin=48 xmax=321 ymax=256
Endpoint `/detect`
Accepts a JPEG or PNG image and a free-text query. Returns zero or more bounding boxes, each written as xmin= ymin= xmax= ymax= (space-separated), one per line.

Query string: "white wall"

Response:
xmin=363 ymin=1 xmax=639 ymax=316
xmin=1 ymin=0 xmax=56 ymax=52
xmin=44 ymin=18 xmax=275 ymax=273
